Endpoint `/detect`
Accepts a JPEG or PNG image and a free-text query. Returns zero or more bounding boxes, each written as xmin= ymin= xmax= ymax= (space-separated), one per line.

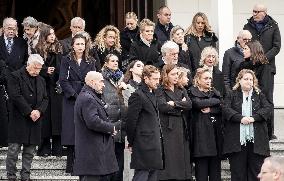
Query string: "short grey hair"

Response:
xmin=237 ymin=30 xmax=252 ymax=39
xmin=161 ymin=41 xmax=179 ymax=57
xmin=200 ymin=46 xmax=219 ymax=66
xmin=27 ymin=54 xmax=44 ymax=65
xmin=264 ymin=156 xmax=284 ymax=172
xmin=22 ymin=16 xmax=38 ymax=28
xmin=71 ymin=17 xmax=85 ymax=29
xmin=3 ymin=17 xmax=17 ymax=28
xmin=85 ymin=71 xmax=103 ymax=85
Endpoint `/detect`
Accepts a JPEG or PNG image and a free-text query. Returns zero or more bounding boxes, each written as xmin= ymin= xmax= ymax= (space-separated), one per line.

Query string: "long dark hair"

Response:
xmin=246 ymin=40 xmax=269 ymax=65
xmin=70 ymin=33 xmax=92 ymax=61
xmin=123 ymin=60 xmax=140 ymax=83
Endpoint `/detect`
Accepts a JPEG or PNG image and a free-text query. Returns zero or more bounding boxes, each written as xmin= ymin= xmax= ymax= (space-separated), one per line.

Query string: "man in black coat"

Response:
xmin=0 ymin=17 xmax=28 ymax=147
xmin=154 ymin=6 xmax=174 ymax=45
xmin=60 ymin=17 xmax=85 ymax=56
xmin=6 ymin=54 xmax=48 ymax=181
xmin=243 ymin=3 xmax=281 ymax=139
xmin=126 ymin=65 xmax=164 ymax=181
xmin=73 ymin=71 xmax=119 ymax=181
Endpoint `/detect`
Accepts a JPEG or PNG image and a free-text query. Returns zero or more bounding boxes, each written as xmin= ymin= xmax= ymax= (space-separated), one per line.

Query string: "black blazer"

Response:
xmin=126 ymin=82 xmax=164 ymax=170
xmin=222 ymin=89 xmax=272 ymax=156
xmin=7 ymin=67 xmax=48 ymax=145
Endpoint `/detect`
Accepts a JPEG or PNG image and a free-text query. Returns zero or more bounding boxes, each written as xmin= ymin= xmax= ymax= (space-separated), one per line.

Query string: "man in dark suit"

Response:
xmin=126 ymin=65 xmax=164 ymax=181
xmin=60 ymin=17 xmax=85 ymax=56
xmin=6 ymin=54 xmax=48 ymax=181
xmin=73 ymin=71 xmax=119 ymax=181
xmin=243 ymin=3 xmax=281 ymax=139
xmin=0 ymin=17 xmax=28 ymax=147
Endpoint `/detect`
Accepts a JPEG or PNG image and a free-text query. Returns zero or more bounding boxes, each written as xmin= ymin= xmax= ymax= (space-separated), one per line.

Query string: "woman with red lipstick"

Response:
xmin=185 ymin=12 xmax=218 ymax=72
xmin=34 ymin=25 xmax=63 ymax=157
xmin=156 ymin=64 xmax=192 ymax=180
xmin=189 ymin=67 xmax=223 ymax=181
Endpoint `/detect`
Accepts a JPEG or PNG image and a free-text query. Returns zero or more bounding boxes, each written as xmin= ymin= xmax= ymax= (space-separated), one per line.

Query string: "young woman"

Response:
xmin=223 ymin=69 xmax=272 ymax=181
xmin=35 ymin=25 xmax=63 ymax=157
xmin=94 ymin=25 xmax=121 ymax=70
xmin=120 ymin=12 xmax=139 ymax=69
xmin=101 ymin=54 xmax=126 ymax=181
xmin=156 ymin=64 xmax=192 ymax=180
xmin=199 ymin=46 xmax=225 ymax=97
xmin=189 ymin=67 xmax=222 ymax=181
xmin=59 ymin=33 xmax=96 ymax=174
xmin=185 ymin=12 xmax=218 ymax=72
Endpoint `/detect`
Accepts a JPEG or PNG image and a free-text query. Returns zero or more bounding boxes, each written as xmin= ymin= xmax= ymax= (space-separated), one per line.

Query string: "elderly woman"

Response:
xmin=199 ymin=46 xmax=225 ymax=96
xmin=101 ymin=54 xmax=126 ymax=181
xmin=185 ymin=12 xmax=218 ymax=72
xmin=170 ymin=25 xmax=194 ymax=72
xmin=59 ymin=33 xmax=96 ymax=173
xmin=156 ymin=64 xmax=192 ymax=180
xmin=34 ymin=24 xmax=63 ymax=157
xmin=189 ymin=67 xmax=223 ymax=181
xmin=223 ymin=69 xmax=272 ymax=181
xmin=94 ymin=25 xmax=122 ymax=70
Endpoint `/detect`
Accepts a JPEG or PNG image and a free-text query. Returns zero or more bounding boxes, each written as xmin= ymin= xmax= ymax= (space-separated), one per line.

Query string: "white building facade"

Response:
xmin=166 ymin=0 xmax=284 ymax=107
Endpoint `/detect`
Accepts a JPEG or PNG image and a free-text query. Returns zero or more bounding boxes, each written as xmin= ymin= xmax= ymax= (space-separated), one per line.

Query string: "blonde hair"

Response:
xmin=139 ymin=18 xmax=155 ymax=32
xmin=94 ymin=25 xmax=121 ymax=53
xmin=125 ymin=12 xmax=138 ymax=22
xmin=170 ymin=25 xmax=184 ymax=40
xmin=233 ymin=69 xmax=260 ymax=93
xmin=200 ymin=46 xmax=219 ymax=66
xmin=193 ymin=67 xmax=212 ymax=90
xmin=185 ymin=12 xmax=213 ymax=37
xmin=177 ymin=67 xmax=190 ymax=88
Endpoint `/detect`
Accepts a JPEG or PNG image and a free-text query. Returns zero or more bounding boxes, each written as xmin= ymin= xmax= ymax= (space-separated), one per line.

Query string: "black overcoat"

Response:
xmin=189 ymin=86 xmax=223 ymax=158
xmin=39 ymin=52 xmax=63 ymax=137
xmin=73 ymin=85 xmax=118 ymax=176
xmin=222 ymin=89 xmax=272 ymax=156
xmin=60 ymin=36 xmax=72 ymax=56
xmin=126 ymin=82 xmax=164 ymax=170
xmin=7 ymin=67 xmax=48 ymax=145
xmin=156 ymin=86 xmax=192 ymax=180
xmin=59 ymin=55 xmax=96 ymax=145
xmin=154 ymin=21 xmax=174 ymax=45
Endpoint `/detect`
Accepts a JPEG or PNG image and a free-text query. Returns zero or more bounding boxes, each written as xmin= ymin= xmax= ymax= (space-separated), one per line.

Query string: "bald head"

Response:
xmin=85 ymin=71 xmax=105 ymax=93
xmin=253 ymin=4 xmax=267 ymax=22
xmin=258 ymin=156 xmax=284 ymax=181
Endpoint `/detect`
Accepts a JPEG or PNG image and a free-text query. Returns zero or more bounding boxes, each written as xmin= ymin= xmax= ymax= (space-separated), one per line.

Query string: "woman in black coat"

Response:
xmin=101 ymin=54 xmax=126 ymax=181
xmin=185 ymin=12 xmax=218 ymax=72
xmin=223 ymin=69 xmax=272 ymax=181
xmin=120 ymin=12 xmax=139 ymax=69
xmin=59 ymin=33 xmax=96 ymax=174
xmin=34 ymin=25 xmax=63 ymax=156
xmin=189 ymin=67 xmax=222 ymax=181
xmin=199 ymin=46 xmax=225 ymax=97
xmin=156 ymin=64 xmax=192 ymax=180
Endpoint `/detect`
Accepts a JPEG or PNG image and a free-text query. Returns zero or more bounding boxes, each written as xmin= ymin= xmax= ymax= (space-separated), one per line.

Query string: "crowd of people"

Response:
xmin=0 ymin=3 xmax=282 ymax=181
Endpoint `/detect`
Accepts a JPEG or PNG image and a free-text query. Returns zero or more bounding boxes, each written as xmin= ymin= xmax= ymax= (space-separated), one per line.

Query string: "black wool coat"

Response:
xmin=73 ymin=85 xmax=118 ymax=176
xmin=154 ymin=21 xmax=174 ymax=45
xmin=39 ymin=52 xmax=63 ymax=137
xmin=120 ymin=27 xmax=139 ymax=62
xmin=222 ymin=89 xmax=272 ymax=156
xmin=126 ymin=82 xmax=164 ymax=170
xmin=222 ymin=44 xmax=244 ymax=91
xmin=129 ymin=35 xmax=161 ymax=66
xmin=59 ymin=55 xmax=96 ymax=145
xmin=243 ymin=16 xmax=281 ymax=74
xmin=185 ymin=31 xmax=218 ymax=72
xmin=7 ymin=67 xmax=48 ymax=145
xmin=60 ymin=36 xmax=72 ymax=56
xmin=0 ymin=60 xmax=8 ymax=146
xmin=189 ymin=86 xmax=223 ymax=158
xmin=156 ymin=86 xmax=192 ymax=180
xmin=212 ymin=67 xmax=226 ymax=97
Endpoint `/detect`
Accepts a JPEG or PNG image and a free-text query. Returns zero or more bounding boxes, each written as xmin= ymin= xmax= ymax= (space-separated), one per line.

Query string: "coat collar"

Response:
xmin=20 ymin=66 xmax=40 ymax=92
xmin=82 ymin=85 xmax=108 ymax=112
xmin=140 ymin=81 xmax=159 ymax=113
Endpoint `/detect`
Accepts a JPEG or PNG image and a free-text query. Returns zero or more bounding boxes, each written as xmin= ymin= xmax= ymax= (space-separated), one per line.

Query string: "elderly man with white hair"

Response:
xmin=258 ymin=156 xmax=284 ymax=181
xmin=155 ymin=40 xmax=189 ymax=70
xmin=6 ymin=54 xmax=48 ymax=181
xmin=73 ymin=71 xmax=119 ymax=181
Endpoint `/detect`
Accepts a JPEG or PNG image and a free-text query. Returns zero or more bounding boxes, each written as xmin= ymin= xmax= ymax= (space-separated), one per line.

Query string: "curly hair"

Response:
xmin=161 ymin=64 xmax=177 ymax=90
xmin=245 ymin=40 xmax=269 ymax=65
xmin=185 ymin=12 xmax=213 ymax=37
xmin=233 ymin=69 xmax=260 ymax=93
xmin=35 ymin=24 xmax=62 ymax=59
xmin=139 ymin=18 xmax=155 ymax=32
xmin=193 ymin=67 xmax=212 ymax=90
xmin=94 ymin=25 xmax=121 ymax=53
xmin=199 ymin=46 xmax=219 ymax=66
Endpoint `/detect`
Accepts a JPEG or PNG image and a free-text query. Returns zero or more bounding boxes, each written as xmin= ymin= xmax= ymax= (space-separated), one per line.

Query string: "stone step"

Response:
xmin=0 ymin=166 xmax=67 ymax=176
xmin=0 ymin=175 xmax=79 ymax=180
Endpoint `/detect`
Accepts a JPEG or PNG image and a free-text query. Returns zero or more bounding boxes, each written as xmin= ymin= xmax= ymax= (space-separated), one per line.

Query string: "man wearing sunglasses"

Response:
xmin=244 ymin=3 xmax=281 ymax=140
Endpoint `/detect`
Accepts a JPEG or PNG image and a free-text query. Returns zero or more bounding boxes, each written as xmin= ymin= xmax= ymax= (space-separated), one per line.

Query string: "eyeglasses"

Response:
xmin=253 ymin=10 xmax=264 ymax=14
xmin=242 ymin=38 xmax=251 ymax=42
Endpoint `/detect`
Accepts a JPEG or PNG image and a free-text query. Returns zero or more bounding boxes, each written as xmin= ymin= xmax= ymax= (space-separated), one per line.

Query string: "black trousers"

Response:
xmin=66 ymin=145 xmax=75 ymax=174
xmin=80 ymin=175 xmax=112 ymax=181
xmin=133 ymin=169 xmax=158 ymax=181
xmin=265 ymin=73 xmax=274 ymax=139
xmin=228 ymin=142 xmax=266 ymax=181
xmin=194 ymin=156 xmax=221 ymax=181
